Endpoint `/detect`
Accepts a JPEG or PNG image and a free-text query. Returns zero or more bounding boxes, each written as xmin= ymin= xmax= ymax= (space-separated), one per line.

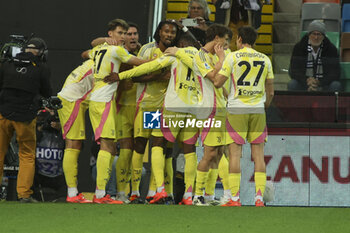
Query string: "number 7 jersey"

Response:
xmin=219 ymin=47 xmax=274 ymax=114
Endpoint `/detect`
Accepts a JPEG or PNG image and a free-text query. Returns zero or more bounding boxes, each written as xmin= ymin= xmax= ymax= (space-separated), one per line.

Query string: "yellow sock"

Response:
xmin=218 ymin=155 xmax=229 ymax=190
xmin=148 ymin=169 xmax=156 ymax=195
xmin=195 ymin=170 xmax=208 ymax=196
xmin=164 ymin=157 xmax=173 ymax=195
xmin=116 ymin=149 xmax=132 ymax=193
xmin=96 ymin=150 xmax=112 ymax=190
xmin=151 ymin=146 xmax=165 ymax=188
xmin=62 ymin=148 xmax=80 ymax=188
xmin=205 ymin=169 xmax=218 ymax=196
xmin=229 ymin=173 xmax=241 ymax=197
xmin=184 ymin=152 xmax=197 ymax=193
xmin=255 ymin=172 xmax=266 ymax=196
xmin=131 ymin=151 xmax=143 ymax=193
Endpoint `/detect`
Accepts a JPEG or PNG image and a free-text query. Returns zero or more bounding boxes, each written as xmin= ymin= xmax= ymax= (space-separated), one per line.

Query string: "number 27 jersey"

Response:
xmin=219 ymin=47 xmax=274 ymax=113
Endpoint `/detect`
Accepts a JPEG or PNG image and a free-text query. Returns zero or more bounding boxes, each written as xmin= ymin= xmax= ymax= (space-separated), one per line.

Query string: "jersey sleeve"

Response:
xmin=113 ymin=46 xmax=133 ymax=63
xmin=265 ymin=57 xmax=274 ymax=80
xmin=119 ymin=56 xmax=175 ymax=80
xmin=194 ymin=52 xmax=213 ymax=78
xmin=175 ymin=47 xmax=197 ymax=69
xmin=219 ymin=53 xmax=233 ymax=78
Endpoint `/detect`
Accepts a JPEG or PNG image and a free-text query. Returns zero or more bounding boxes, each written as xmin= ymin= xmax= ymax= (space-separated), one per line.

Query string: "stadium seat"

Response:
xmin=303 ymin=0 xmax=340 ymax=3
xmin=342 ymin=4 xmax=350 ymax=32
xmin=301 ymin=3 xmax=341 ymax=32
xmin=340 ymin=33 xmax=350 ymax=62
xmin=340 ymin=62 xmax=350 ymax=92
xmin=300 ymin=31 xmax=339 ymax=49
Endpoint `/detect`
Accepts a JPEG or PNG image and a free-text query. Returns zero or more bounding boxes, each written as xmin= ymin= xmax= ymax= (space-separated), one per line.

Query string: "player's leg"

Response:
xmin=218 ymin=152 xmax=231 ymax=204
xmin=248 ymin=113 xmax=268 ymax=207
xmin=149 ymin=135 xmax=167 ymax=204
xmin=193 ymin=145 xmax=218 ymax=206
xmin=115 ymin=105 xmax=135 ymax=202
xmin=226 ymin=142 xmax=242 ymax=206
xmin=130 ymin=136 xmax=148 ymax=202
xmin=116 ymin=138 xmax=133 ymax=203
xmin=251 ymin=143 xmax=266 ymax=206
xmin=164 ymin=146 xmax=174 ymax=204
xmin=59 ymin=99 xmax=90 ymax=203
xmin=180 ymin=143 xmax=197 ymax=205
xmin=89 ymin=100 xmax=121 ymax=204
xmin=130 ymin=108 xmax=151 ymax=201
xmin=204 ymin=150 xmax=221 ymax=205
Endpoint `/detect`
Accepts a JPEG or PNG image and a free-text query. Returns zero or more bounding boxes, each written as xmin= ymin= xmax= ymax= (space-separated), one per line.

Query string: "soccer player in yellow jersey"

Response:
xmin=129 ymin=20 xmax=179 ymax=204
xmin=89 ymin=23 xmax=142 ymax=203
xmin=106 ymin=32 xmax=200 ymax=204
xmin=114 ymin=23 xmax=141 ymax=203
xmin=57 ymin=59 xmax=94 ymax=203
xmin=214 ymin=26 xmax=274 ymax=207
xmin=178 ymin=24 xmax=231 ymax=206
xmin=88 ymin=19 xmax=146 ymax=204
xmin=203 ymin=31 xmax=233 ymax=205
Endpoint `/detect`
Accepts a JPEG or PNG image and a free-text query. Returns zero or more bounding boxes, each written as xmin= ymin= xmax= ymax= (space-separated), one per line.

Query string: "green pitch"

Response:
xmin=0 ymin=202 xmax=348 ymax=233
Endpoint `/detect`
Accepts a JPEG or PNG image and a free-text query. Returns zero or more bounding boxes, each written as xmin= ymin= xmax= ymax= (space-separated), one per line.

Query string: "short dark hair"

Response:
xmin=205 ymin=24 xmax=231 ymax=43
xmin=127 ymin=22 xmax=139 ymax=32
xmin=108 ymin=19 xmax=129 ymax=32
xmin=238 ymin=26 xmax=258 ymax=46
xmin=177 ymin=32 xmax=197 ymax=46
xmin=153 ymin=20 xmax=179 ymax=44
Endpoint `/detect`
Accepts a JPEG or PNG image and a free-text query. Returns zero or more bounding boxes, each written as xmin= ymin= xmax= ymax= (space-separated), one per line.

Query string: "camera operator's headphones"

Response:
xmin=27 ymin=37 xmax=48 ymax=62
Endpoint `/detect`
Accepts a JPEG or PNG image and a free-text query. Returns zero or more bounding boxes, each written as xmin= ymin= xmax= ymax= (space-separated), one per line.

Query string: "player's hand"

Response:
xmin=214 ymin=44 xmax=225 ymax=60
xmin=164 ymin=47 xmax=179 ymax=56
xmin=104 ymin=72 xmax=120 ymax=84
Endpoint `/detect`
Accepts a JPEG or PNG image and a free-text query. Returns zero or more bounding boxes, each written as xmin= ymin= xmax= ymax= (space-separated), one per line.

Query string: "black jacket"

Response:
xmin=0 ymin=52 xmax=52 ymax=122
xmin=289 ymin=35 xmax=340 ymax=87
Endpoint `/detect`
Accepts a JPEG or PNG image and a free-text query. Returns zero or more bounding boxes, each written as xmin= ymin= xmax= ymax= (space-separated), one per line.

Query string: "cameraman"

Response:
xmin=0 ymin=37 xmax=52 ymax=203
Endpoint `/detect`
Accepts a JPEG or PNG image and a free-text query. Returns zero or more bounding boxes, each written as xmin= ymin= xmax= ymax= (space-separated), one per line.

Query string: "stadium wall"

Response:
xmin=239 ymin=129 xmax=350 ymax=207
xmin=0 ymin=0 xmax=152 ymax=192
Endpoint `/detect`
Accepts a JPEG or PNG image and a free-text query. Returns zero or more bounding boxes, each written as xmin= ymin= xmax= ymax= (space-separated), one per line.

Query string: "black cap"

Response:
xmin=27 ymin=37 xmax=46 ymax=50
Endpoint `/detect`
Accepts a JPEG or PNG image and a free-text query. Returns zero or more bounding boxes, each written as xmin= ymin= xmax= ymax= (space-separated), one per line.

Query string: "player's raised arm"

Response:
xmin=205 ymin=44 xmax=225 ymax=83
xmin=104 ymin=56 xmax=174 ymax=83
xmin=91 ymin=37 xmax=118 ymax=47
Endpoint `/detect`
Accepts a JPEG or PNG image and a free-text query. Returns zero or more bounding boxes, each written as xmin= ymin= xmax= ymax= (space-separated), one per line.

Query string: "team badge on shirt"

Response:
xmin=204 ymin=63 xmax=211 ymax=70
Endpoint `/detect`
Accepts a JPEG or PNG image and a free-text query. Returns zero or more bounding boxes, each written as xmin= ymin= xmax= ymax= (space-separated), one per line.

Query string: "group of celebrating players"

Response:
xmin=57 ymin=17 xmax=274 ymax=206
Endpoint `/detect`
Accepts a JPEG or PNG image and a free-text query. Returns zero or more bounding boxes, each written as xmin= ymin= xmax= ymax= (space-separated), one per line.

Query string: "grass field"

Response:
xmin=0 ymin=202 xmax=349 ymax=233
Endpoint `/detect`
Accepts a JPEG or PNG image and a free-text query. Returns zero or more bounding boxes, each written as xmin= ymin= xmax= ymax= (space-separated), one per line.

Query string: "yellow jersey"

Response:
xmin=119 ymin=47 xmax=199 ymax=113
xmin=136 ymin=42 xmax=169 ymax=109
xmin=193 ymin=48 xmax=226 ymax=117
xmin=57 ymin=59 xmax=94 ymax=102
xmin=89 ymin=43 xmax=133 ymax=102
xmin=219 ymin=47 xmax=274 ymax=114
xmin=116 ymin=62 xmax=137 ymax=106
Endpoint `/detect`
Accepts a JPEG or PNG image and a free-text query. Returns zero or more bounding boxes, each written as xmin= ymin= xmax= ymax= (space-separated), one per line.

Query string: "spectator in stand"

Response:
xmin=182 ymin=0 xmax=213 ymax=46
xmin=288 ymin=20 xmax=341 ymax=92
